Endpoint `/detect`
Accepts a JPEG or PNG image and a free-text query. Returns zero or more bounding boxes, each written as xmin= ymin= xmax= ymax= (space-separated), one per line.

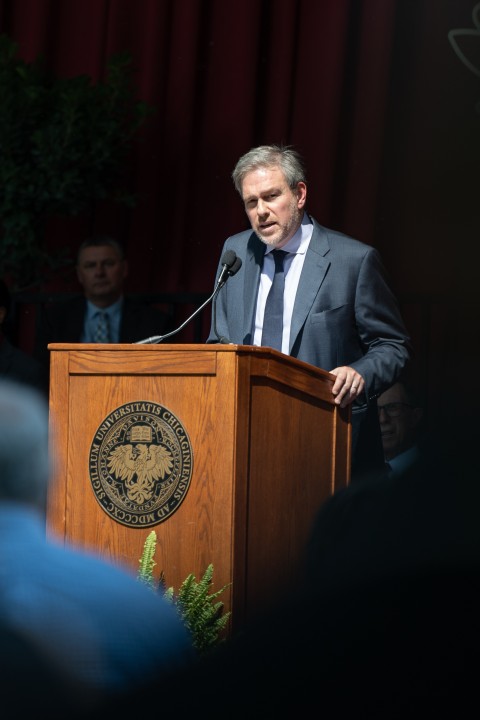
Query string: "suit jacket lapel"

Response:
xmin=242 ymin=233 xmax=265 ymax=344
xmin=289 ymin=221 xmax=331 ymax=352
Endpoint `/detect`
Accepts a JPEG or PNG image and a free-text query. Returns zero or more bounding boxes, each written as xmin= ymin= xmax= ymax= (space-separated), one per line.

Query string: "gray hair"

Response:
xmin=76 ymin=235 xmax=125 ymax=264
xmin=231 ymin=144 xmax=307 ymax=195
xmin=0 ymin=380 xmax=50 ymax=509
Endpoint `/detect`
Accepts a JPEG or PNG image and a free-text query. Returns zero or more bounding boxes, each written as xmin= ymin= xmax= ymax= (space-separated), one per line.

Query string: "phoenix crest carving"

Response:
xmin=107 ymin=443 xmax=174 ymax=504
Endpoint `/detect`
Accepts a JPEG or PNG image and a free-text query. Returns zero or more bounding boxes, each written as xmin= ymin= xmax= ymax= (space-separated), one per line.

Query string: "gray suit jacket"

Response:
xmin=208 ymin=218 xmax=411 ymax=467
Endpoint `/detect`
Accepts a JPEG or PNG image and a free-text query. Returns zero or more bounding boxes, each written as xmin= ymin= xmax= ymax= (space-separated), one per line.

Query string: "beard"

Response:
xmin=255 ymin=202 xmax=303 ymax=248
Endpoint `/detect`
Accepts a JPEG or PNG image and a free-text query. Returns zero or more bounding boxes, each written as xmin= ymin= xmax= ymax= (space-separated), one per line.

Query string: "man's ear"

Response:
xmin=296 ymin=181 xmax=307 ymax=209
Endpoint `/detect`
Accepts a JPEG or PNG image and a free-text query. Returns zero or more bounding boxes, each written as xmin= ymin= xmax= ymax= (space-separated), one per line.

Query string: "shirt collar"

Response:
xmin=264 ymin=212 xmax=313 ymax=256
xmin=85 ymin=296 xmax=123 ymax=319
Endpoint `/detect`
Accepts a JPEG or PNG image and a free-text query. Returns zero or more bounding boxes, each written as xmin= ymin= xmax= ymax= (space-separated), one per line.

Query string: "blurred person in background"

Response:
xmin=0 ymin=378 xmax=194 ymax=703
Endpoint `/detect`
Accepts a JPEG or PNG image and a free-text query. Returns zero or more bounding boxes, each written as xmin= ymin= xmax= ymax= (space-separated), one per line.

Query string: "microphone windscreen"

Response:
xmin=221 ymin=250 xmax=236 ymax=268
xmin=228 ymin=257 xmax=242 ymax=276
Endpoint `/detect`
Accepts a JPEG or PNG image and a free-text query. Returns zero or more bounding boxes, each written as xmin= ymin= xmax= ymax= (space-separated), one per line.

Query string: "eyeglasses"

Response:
xmin=377 ymin=402 xmax=413 ymax=418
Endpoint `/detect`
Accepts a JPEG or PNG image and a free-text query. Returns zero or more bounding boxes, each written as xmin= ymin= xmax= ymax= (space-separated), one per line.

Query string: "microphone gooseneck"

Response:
xmin=135 ymin=251 xmax=242 ymax=345
xmin=213 ymin=252 xmax=242 ymax=344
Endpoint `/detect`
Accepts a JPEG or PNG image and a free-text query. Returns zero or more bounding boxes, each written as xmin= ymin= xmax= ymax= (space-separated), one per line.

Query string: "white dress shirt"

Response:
xmin=81 ymin=297 xmax=123 ymax=343
xmin=253 ymin=213 xmax=313 ymax=354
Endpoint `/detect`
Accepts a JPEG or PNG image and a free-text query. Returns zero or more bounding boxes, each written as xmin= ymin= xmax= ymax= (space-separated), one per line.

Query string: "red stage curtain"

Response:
xmin=0 ymin=0 xmax=397 ymax=294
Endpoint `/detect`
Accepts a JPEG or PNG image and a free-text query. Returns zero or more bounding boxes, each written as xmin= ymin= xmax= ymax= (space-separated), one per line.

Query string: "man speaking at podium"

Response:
xmin=208 ymin=145 xmax=411 ymax=476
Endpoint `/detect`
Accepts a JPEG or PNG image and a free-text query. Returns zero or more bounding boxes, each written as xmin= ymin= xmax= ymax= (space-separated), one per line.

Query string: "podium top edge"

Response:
xmin=46 ymin=343 xmax=335 ymax=379
xmin=47 ymin=343 xmax=262 ymax=351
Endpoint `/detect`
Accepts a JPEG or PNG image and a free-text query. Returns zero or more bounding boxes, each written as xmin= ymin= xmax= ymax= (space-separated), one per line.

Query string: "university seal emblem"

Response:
xmin=89 ymin=401 xmax=193 ymax=528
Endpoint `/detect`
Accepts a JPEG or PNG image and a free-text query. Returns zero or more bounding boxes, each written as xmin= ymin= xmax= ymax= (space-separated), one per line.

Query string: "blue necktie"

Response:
xmin=93 ymin=311 xmax=110 ymax=343
xmin=261 ymin=249 xmax=287 ymax=351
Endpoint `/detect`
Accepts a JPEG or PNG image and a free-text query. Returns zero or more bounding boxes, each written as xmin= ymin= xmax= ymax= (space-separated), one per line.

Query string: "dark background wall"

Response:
xmin=1 ymin=0 xmax=479 ymax=437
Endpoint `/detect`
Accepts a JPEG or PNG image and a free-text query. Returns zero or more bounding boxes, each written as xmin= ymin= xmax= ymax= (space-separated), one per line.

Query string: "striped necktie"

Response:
xmin=93 ymin=311 xmax=110 ymax=343
xmin=261 ymin=249 xmax=287 ymax=351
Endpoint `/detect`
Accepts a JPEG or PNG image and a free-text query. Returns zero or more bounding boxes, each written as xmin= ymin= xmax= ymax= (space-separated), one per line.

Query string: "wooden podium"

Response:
xmin=46 ymin=343 xmax=351 ymax=631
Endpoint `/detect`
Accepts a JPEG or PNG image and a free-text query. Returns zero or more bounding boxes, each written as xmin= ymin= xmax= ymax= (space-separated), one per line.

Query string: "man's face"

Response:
xmin=378 ymin=383 xmax=423 ymax=461
xmin=241 ymin=166 xmax=307 ymax=248
xmin=76 ymin=245 xmax=128 ymax=306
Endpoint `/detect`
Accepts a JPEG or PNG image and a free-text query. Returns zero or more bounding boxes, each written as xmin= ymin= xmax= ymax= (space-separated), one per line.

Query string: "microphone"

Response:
xmin=135 ymin=251 xmax=242 ymax=344
xmin=216 ymin=249 xmax=237 ymax=287
xmin=213 ymin=253 xmax=242 ymax=344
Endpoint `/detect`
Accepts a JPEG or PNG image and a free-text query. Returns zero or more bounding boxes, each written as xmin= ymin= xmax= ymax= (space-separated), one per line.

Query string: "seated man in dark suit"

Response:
xmin=34 ymin=235 xmax=170 ymax=374
xmin=378 ymin=376 xmax=425 ymax=478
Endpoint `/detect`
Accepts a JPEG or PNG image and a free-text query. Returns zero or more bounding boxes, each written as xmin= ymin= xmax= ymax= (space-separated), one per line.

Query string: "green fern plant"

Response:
xmin=137 ymin=529 xmax=158 ymax=590
xmin=137 ymin=530 xmax=231 ymax=654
